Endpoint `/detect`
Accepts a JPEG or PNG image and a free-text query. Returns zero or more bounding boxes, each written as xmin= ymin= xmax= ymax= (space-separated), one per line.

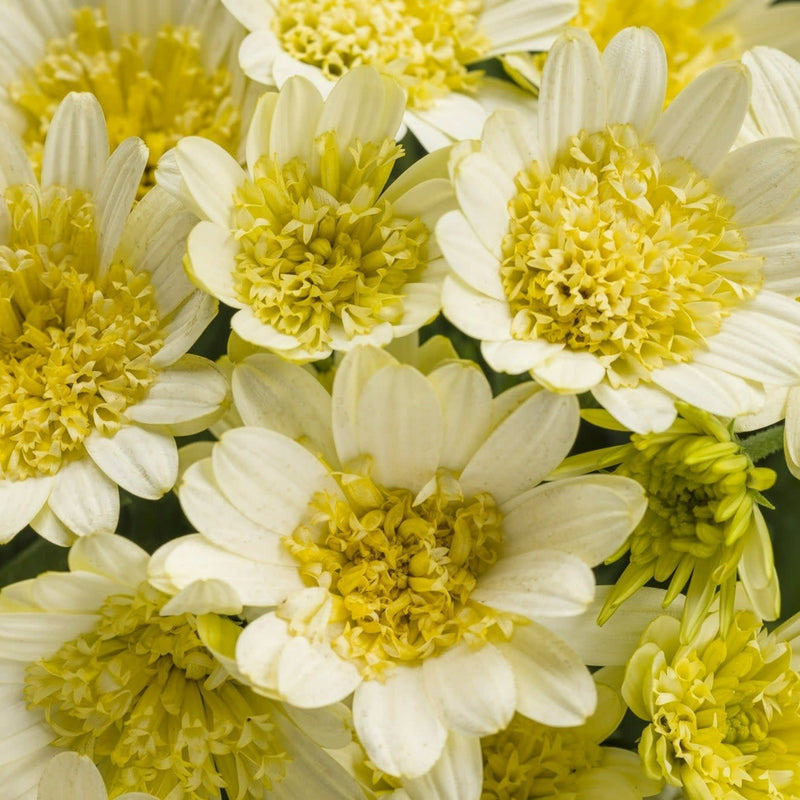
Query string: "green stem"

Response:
xmin=739 ymin=423 xmax=785 ymax=463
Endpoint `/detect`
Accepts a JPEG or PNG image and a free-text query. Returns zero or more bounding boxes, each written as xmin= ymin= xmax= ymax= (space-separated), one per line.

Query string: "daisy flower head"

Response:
xmin=0 ymin=534 xmax=364 ymax=800
xmin=150 ymin=343 xmax=648 ymax=780
xmin=504 ymin=0 xmax=800 ymax=104
xmin=0 ymin=0 xmax=259 ymax=196
xmin=440 ymin=25 xmax=800 ymax=434
xmin=218 ymin=0 xmax=577 ymax=151
xmin=159 ymin=66 xmax=456 ymax=363
xmin=559 ymin=405 xmax=778 ymax=643
xmin=0 ymin=92 xmax=225 ymax=546
xmin=622 ymin=609 xmax=800 ymax=800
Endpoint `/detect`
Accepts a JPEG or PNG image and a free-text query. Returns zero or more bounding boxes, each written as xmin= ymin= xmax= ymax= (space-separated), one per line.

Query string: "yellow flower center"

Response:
xmin=284 ymin=472 xmax=509 ymax=676
xmin=619 ymin=411 xmax=775 ymax=569
xmin=272 ymin=0 xmax=489 ymax=109
xmin=0 ymin=184 xmax=163 ymax=480
xmin=24 ymin=584 xmax=289 ymax=800
xmin=597 ymin=405 xmax=774 ymax=632
xmin=231 ymin=133 xmax=428 ymax=353
xmin=574 ymin=0 xmax=740 ymax=101
xmin=501 ymin=123 xmax=760 ymax=387
xmin=639 ymin=611 xmax=800 ymax=799
xmin=481 ymin=713 xmax=601 ymax=799
xmin=10 ymin=6 xmax=241 ymax=196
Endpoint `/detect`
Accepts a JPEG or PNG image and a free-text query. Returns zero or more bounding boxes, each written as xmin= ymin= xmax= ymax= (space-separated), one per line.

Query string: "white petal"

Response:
xmin=748 ymin=222 xmax=800 ymax=295
xmin=31 ymin=572 xmax=123 ymax=613
xmin=498 ymin=621 xmax=596 ymax=726
xmin=161 ymin=579 xmax=243 ymax=616
xmin=232 ymin=354 xmax=336 ymax=464
xmin=422 ymin=643 xmax=515 ymax=736
xmin=221 ymin=0 xmax=274 ymax=34
xmin=436 ymin=210 xmax=505 ymax=300
xmin=531 ymin=350 xmax=606 ymax=393
xmin=37 ymin=753 xmax=106 ymax=800
xmin=235 ymin=612 xmax=292 ymax=693
xmin=539 ymin=28 xmax=606 ymax=167
xmin=331 ymin=345 xmax=398 ymax=467
xmin=271 ymin=76 xmax=324 ymax=165
xmin=277 ymin=636 xmax=363 ymax=707
xmin=315 ymin=67 xmax=405 ymax=155
xmin=213 ymin=427 xmax=336 ymax=531
xmin=48 ymin=458 xmax=119 ymax=536
xmin=174 ymin=136 xmax=246 ymax=227
xmin=41 ymin=92 xmax=109 ymax=193
xmin=406 ymin=92 xmax=487 ymax=148
xmin=453 ymin=152 xmax=515 ymax=256
xmin=591 ymin=381 xmax=677 ymax=434
xmin=481 ymin=338 xmax=563 ymax=374
xmin=0 ymin=613 xmax=98 ymax=661
xmin=472 ymin=550 xmax=595 ymax=617
xmin=151 ymin=291 xmax=218 ymax=368
xmin=651 ymin=62 xmax=750 ymax=174
xmin=29 ymin=505 xmax=76 ymax=547
xmin=693 ymin=308 xmax=800 ymax=384
xmin=712 ymin=137 xmax=800 ymax=227
xmin=178 ymin=458 xmax=296 ymax=566
xmin=0 ymin=125 xmax=36 ymax=190
xmin=68 ymin=533 xmax=149 ymax=585
xmin=84 ymin=426 xmax=178 ymax=500
xmin=355 ymin=364 xmax=443 ymax=493
xmin=184 ymin=220 xmax=243 ymax=307
xmin=460 ymin=391 xmax=579 ymax=505
xmin=353 ymin=667 xmax=448 ymax=778
xmin=402 ymin=732 xmax=483 ymax=800
xmin=479 ymin=0 xmax=575 ymax=54
xmin=535 ymin=586 xmax=684 ymax=666
xmin=114 ymin=186 xmax=196 ymax=316
xmin=427 ymin=362 xmax=492 ymax=473
xmin=481 ymin=108 xmax=537 ymax=182
xmin=151 ymin=535 xmax=302 ymax=606
xmin=501 ymin=475 xmax=646 ymax=565
xmin=126 ymin=355 xmax=228 ymax=430
xmin=0 ymin=477 xmax=52 ymax=544
xmin=743 ymin=47 xmax=800 ymax=140
xmin=230 ymin=306 xmax=305 ymax=353
xmin=602 ymin=27 xmax=666 ymax=133
xmin=650 ymin=361 xmax=764 ymax=417
xmin=95 ymin=137 xmax=148 ymax=273
xmin=246 ymin=90 xmax=279 ymax=173
xmin=441 ymin=276 xmax=512 ymax=341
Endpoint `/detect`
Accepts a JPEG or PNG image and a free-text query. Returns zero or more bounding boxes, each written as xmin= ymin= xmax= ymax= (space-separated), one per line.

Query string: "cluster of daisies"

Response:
xmin=5 ymin=1 xmax=800 ymax=799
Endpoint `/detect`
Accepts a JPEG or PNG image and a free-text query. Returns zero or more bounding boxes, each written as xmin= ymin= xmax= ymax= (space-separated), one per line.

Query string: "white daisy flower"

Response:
xmin=503 ymin=0 xmax=800 ymax=103
xmin=0 ymin=534 xmax=365 ymax=800
xmin=439 ymin=26 xmax=800 ymax=434
xmin=0 ymin=0 xmax=261 ymax=195
xmin=158 ymin=66 xmax=456 ymax=362
xmin=0 ymin=92 xmax=226 ymax=545
xmin=149 ymin=344 xmax=648 ymax=779
xmin=217 ymin=0 xmax=576 ymax=151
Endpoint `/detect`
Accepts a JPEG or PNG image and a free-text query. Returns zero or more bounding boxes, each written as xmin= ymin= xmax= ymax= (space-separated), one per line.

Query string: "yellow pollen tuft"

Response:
xmin=0 ymin=184 xmax=163 ymax=481
xmin=481 ymin=713 xmax=601 ymax=799
xmin=284 ymin=472 xmax=510 ymax=676
xmin=271 ymin=0 xmax=490 ymax=109
xmin=574 ymin=0 xmax=740 ymax=101
xmin=634 ymin=611 xmax=800 ymax=799
xmin=10 ymin=6 xmax=241 ymax=196
xmin=231 ymin=133 xmax=428 ymax=354
xmin=501 ymin=123 xmax=761 ymax=387
xmin=24 ymin=583 xmax=289 ymax=800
